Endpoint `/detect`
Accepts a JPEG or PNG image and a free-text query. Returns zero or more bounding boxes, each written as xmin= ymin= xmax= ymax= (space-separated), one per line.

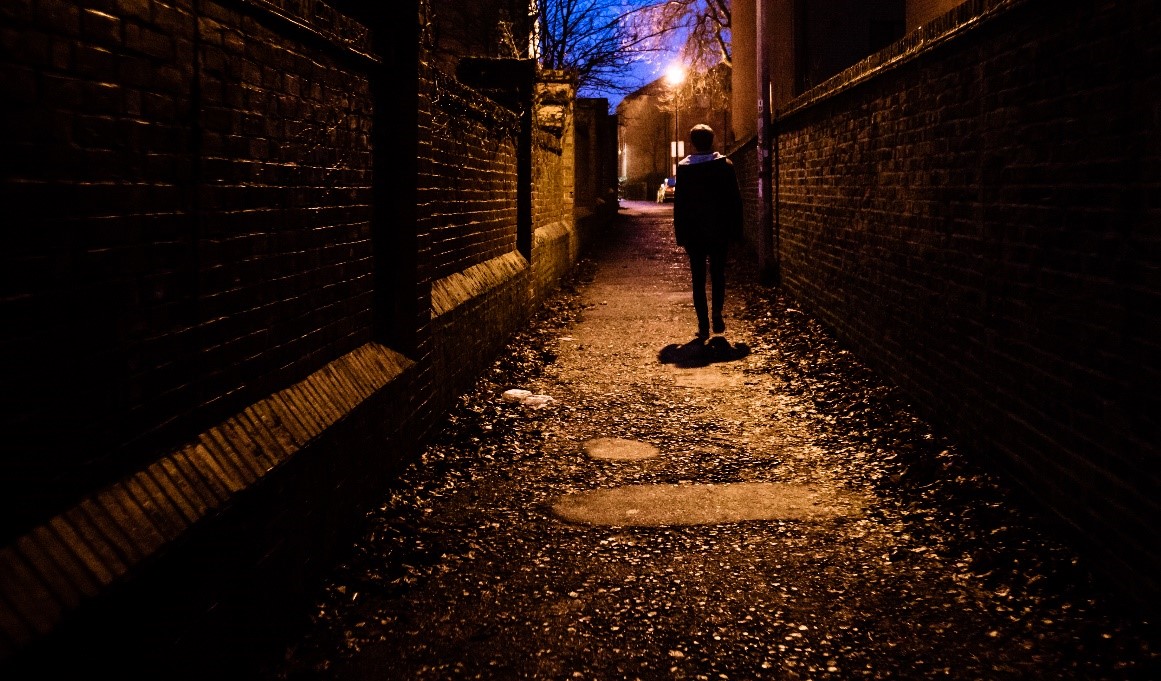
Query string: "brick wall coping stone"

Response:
xmin=430 ymin=251 xmax=529 ymax=318
xmin=533 ymin=220 xmax=574 ymax=249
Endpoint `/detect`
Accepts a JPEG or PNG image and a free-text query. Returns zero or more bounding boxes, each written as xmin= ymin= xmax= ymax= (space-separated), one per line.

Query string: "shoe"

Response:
xmin=696 ymin=323 xmax=710 ymax=340
xmin=712 ymin=316 xmax=725 ymax=334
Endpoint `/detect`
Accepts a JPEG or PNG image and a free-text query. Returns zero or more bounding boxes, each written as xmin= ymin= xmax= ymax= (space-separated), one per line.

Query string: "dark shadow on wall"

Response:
xmin=658 ymin=336 xmax=752 ymax=368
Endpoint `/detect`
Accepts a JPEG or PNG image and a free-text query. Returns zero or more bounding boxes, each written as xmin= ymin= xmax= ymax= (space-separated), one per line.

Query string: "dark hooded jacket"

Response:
xmin=673 ymin=153 xmax=743 ymax=250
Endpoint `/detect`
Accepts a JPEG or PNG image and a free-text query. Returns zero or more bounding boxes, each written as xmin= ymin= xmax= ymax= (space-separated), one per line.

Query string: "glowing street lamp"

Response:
xmin=665 ymin=63 xmax=686 ymax=176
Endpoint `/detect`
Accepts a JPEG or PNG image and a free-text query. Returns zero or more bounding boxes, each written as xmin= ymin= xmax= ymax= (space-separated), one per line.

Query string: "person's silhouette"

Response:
xmin=673 ymin=124 xmax=743 ymax=340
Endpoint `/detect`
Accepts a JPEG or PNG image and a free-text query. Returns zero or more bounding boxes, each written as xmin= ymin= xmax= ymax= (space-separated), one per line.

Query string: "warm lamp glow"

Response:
xmin=664 ymin=63 xmax=686 ymax=87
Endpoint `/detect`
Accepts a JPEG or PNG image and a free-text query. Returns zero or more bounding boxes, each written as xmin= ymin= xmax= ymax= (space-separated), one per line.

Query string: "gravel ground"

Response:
xmin=265 ymin=202 xmax=1157 ymax=680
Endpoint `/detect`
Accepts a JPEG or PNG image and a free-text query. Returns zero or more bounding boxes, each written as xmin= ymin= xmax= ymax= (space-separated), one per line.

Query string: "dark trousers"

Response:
xmin=686 ymin=243 xmax=727 ymax=330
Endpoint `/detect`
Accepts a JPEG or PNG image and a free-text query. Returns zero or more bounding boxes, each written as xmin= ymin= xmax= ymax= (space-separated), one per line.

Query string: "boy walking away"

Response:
xmin=673 ymin=123 xmax=744 ymax=340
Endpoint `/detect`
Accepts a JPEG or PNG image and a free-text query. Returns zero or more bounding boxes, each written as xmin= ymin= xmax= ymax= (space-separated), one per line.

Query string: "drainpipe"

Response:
xmin=772 ymin=101 xmax=780 ymax=285
xmin=755 ymin=0 xmax=778 ymax=284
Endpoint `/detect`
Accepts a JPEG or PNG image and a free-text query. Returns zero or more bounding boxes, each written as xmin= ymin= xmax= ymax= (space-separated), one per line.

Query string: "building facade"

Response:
xmin=616 ymin=68 xmax=734 ymax=202
xmin=731 ymin=0 xmax=1160 ymax=604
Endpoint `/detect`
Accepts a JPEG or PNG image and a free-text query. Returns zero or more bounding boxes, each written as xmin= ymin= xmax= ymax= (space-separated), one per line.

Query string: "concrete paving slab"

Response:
xmin=550 ymin=482 xmax=865 ymax=527
xmin=582 ymin=437 xmax=660 ymax=461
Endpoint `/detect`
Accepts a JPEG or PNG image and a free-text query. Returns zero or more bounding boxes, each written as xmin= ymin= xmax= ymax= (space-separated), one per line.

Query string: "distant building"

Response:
xmin=616 ymin=66 xmax=732 ymax=202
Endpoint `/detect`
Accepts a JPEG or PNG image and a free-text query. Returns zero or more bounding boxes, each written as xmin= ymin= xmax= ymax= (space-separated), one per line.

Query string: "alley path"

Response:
xmin=268 ymin=202 xmax=1156 ymax=680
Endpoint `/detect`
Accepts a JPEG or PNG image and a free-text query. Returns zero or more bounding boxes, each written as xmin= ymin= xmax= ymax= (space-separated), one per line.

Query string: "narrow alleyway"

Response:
xmin=267 ymin=202 xmax=1156 ymax=680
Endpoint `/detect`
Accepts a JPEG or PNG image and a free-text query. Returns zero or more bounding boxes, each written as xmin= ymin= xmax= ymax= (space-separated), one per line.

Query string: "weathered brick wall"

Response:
xmin=573 ymin=97 xmax=619 ymax=253
xmin=730 ymin=137 xmax=761 ymax=264
xmin=533 ymin=78 xmax=574 ymax=222
xmin=773 ymin=0 xmax=1159 ymax=598
xmin=424 ymin=71 xmax=531 ymax=408
xmin=195 ymin=0 xmax=376 ymax=399
xmin=426 ymin=72 xmax=520 ymax=282
xmin=0 ymin=0 xmax=376 ymax=541
xmin=2 ymin=0 xmax=196 ymax=537
xmin=429 ymin=251 xmax=531 ymax=408
xmin=0 ymin=1 xmax=407 ymax=673
xmin=0 ymin=0 xmax=604 ymax=672
xmin=531 ymin=122 xmax=574 ymax=297
xmin=572 ymin=98 xmax=615 ymax=215
xmin=533 ymin=129 xmax=568 ymax=229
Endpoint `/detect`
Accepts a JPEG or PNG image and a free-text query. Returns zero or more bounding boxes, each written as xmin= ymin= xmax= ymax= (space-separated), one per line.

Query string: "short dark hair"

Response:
xmin=689 ymin=124 xmax=714 ymax=152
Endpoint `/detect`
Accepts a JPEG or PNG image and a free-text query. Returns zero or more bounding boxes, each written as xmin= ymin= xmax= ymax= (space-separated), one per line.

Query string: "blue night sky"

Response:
xmin=579 ymin=1 xmax=686 ymax=111
xmin=585 ymin=49 xmax=681 ymax=112
xmin=606 ymin=59 xmax=666 ymax=109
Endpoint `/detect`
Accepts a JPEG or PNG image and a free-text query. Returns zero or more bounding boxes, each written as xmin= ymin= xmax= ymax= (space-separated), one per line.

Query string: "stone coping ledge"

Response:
xmin=431 ymin=251 xmax=529 ymax=317
xmin=533 ymin=220 xmax=574 ymax=249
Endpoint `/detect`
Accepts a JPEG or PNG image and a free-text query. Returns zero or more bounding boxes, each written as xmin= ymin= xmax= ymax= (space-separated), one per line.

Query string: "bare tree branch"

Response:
xmin=630 ymin=0 xmax=732 ymax=71
xmin=626 ymin=0 xmax=732 ymax=109
xmin=532 ymin=0 xmax=673 ymax=97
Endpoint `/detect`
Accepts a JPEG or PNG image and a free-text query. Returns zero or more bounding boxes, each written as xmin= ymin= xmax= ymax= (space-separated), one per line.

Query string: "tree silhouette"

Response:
xmin=441 ymin=0 xmax=731 ymax=103
xmin=629 ymin=0 xmax=732 ymax=109
xmin=634 ymin=0 xmax=732 ymax=71
xmin=529 ymin=0 xmax=667 ymax=97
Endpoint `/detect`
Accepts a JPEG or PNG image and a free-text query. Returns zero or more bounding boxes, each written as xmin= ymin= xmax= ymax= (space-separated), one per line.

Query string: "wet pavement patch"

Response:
xmin=582 ymin=437 xmax=660 ymax=461
xmin=550 ymin=482 xmax=865 ymax=527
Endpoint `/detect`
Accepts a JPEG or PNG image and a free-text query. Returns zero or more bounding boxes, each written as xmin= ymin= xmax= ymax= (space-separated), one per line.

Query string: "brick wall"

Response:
xmin=572 ymin=97 xmax=617 ymax=229
xmin=425 ymin=72 xmax=520 ymax=282
xmin=730 ymin=137 xmax=762 ymax=264
xmin=0 ymin=0 xmax=604 ymax=675
xmin=772 ymin=0 xmax=1159 ymax=599
xmin=529 ymin=97 xmax=571 ymax=275
xmin=534 ymin=76 xmax=574 ymax=229
xmin=0 ymin=0 xmax=377 ymax=541
xmin=195 ymin=0 xmax=376 ymax=402
xmin=2 ymin=0 xmax=196 ymax=536
xmin=906 ymin=0 xmax=962 ymax=30
xmin=0 ymin=0 xmax=399 ymax=672
xmin=530 ymin=127 xmax=572 ymax=296
xmin=424 ymin=71 xmax=530 ymax=410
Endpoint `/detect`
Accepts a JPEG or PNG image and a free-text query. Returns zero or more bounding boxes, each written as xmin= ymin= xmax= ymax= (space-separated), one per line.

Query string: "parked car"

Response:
xmin=656 ymin=176 xmax=676 ymax=203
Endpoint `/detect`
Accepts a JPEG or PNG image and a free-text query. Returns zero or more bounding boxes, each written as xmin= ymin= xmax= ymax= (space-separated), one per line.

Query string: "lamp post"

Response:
xmin=664 ymin=63 xmax=686 ymax=177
